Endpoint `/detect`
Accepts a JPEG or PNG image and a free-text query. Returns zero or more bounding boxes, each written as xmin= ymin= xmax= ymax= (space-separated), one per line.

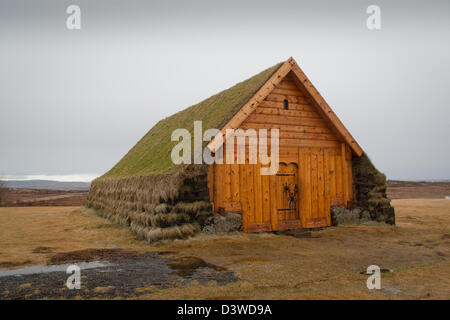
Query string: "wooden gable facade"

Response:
xmin=207 ymin=57 xmax=363 ymax=232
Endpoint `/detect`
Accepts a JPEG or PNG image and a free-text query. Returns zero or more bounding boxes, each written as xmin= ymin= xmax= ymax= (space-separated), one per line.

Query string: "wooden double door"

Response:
xmin=275 ymin=162 xmax=302 ymax=231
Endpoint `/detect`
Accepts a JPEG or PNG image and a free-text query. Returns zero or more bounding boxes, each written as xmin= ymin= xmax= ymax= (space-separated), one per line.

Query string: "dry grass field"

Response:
xmin=387 ymin=180 xmax=450 ymax=199
xmin=0 ymin=198 xmax=449 ymax=299
xmin=1 ymin=189 xmax=87 ymax=207
xmin=0 ymin=207 xmax=151 ymax=268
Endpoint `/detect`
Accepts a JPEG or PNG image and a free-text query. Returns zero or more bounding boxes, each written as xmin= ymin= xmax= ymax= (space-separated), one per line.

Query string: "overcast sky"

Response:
xmin=0 ymin=0 xmax=449 ymax=181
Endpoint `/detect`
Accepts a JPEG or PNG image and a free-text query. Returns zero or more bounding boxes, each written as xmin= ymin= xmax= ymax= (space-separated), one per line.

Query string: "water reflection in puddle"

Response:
xmin=0 ymin=261 xmax=113 ymax=277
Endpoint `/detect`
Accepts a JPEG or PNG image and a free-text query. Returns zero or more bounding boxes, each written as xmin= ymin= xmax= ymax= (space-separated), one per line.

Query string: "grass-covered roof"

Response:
xmin=101 ymin=62 xmax=283 ymax=178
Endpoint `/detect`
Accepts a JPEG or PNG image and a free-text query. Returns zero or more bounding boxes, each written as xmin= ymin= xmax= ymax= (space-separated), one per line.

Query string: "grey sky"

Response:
xmin=0 ymin=0 xmax=449 ymax=181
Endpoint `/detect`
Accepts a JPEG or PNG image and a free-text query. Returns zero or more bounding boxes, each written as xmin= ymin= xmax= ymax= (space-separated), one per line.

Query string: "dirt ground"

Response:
xmin=0 ymin=199 xmax=449 ymax=299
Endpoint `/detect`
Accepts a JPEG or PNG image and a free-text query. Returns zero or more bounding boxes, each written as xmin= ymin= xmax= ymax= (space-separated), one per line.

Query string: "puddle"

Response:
xmin=1 ymin=251 xmax=238 ymax=299
xmin=0 ymin=261 xmax=113 ymax=278
xmin=165 ymin=256 xmax=226 ymax=277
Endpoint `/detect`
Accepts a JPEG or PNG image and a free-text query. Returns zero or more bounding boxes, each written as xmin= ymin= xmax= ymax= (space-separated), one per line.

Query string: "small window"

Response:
xmin=283 ymin=99 xmax=289 ymax=110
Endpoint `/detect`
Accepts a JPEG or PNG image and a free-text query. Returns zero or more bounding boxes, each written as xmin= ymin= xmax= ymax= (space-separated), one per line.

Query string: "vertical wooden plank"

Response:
xmin=270 ymin=173 xmax=278 ymax=231
xmin=317 ymin=148 xmax=325 ymax=220
xmin=254 ymin=163 xmax=263 ymax=223
xmin=215 ymin=164 xmax=223 ymax=209
xmin=208 ymin=164 xmax=214 ymax=211
xmin=324 ymin=149 xmax=331 ymax=225
xmin=276 ymin=164 xmax=283 ymax=222
xmin=247 ymin=164 xmax=255 ymax=223
xmin=303 ymin=149 xmax=312 ymax=227
xmin=262 ymin=171 xmax=271 ymax=223
xmin=290 ymin=164 xmax=295 ymax=221
xmin=347 ymin=152 xmax=354 ymax=206
xmin=335 ymin=153 xmax=343 ymax=199
xmin=231 ymin=163 xmax=240 ymax=202
xmin=224 ymin=164 xmax=232 ymax=202
xmin=329 ymin=152 xmax=336 ymax=200
xmin=284 ymin=163 xmax=289 ymax=222
xmin=311 ymin=151 xmax=318 ymax=219
xmin=284 ymin=166 xmax=290 ymax=221
xmin=298 ymin=148 xmax=305 ymax=226
xmin=341 ymin=143 xmax=349 ymax=205
xmin=239 ymin=164 xmax=249 ymax=232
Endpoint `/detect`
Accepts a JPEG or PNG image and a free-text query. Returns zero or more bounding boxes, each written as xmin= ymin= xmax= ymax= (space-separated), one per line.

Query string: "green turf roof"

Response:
xmin=102 ymin=62 xmax=283 ymax=178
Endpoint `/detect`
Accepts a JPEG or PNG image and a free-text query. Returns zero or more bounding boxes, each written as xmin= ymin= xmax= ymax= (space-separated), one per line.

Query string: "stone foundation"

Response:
xmin=201 ymin=212 xmax=243 ymax=233
xmin=331 ymin=206 xmax=395 ymax=226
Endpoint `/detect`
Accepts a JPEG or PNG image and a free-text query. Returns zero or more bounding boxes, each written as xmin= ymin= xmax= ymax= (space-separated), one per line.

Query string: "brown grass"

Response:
xmin=1 ymin=188 xmax=87 ymax=207
xmin=0 ymin=207 xmax=152 ymax=267
xmin=387 ymin=180 xmax=450 ymax=199
xmin=136 ymin=199 xmax=450 ymax=299
xmin=93 ymin=286 xmax=115 ymax=294
xmin=0 ymin=199 xmax=449 ymax=299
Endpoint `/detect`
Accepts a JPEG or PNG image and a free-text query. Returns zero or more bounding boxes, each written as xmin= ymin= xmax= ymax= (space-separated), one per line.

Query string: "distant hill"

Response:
xmin=4 ymin=180 xmax=90 ymax=191
xmin=387 ymin=180 xmax=450 ymax=199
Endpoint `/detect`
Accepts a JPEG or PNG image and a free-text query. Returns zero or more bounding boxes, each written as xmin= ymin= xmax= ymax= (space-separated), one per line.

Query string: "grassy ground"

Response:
xmin=0 ymin=207 xmax=151 ymax=268
xmin=0 ymin=199 xmax=449 ymax=299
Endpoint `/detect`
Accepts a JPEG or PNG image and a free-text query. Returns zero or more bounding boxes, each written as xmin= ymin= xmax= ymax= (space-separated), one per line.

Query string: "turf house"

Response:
xmin=87 ymin=57 xmax=395 ymax=242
